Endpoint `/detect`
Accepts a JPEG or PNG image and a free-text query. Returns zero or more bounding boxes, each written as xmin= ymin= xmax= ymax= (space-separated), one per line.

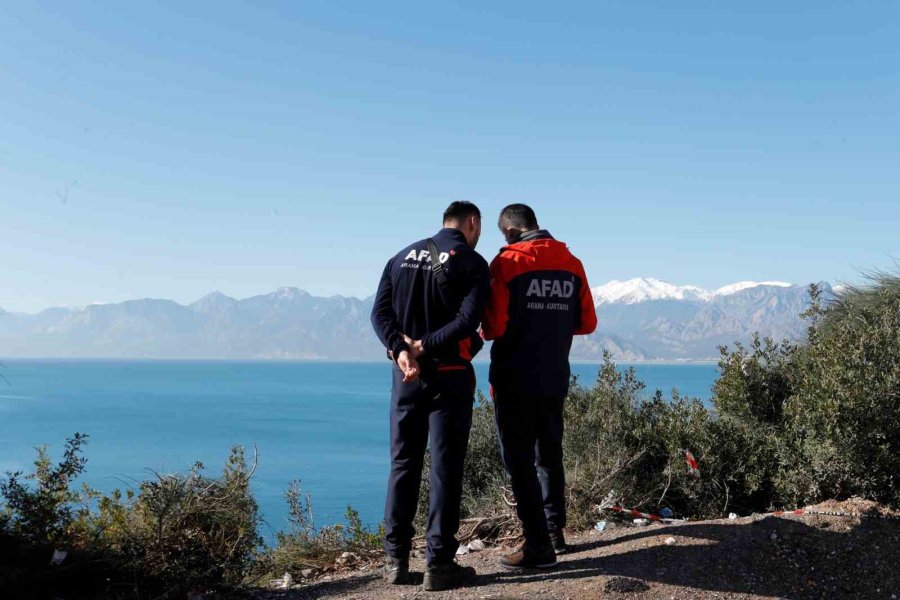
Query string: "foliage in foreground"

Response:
xmin=0 ymin=437 xmax=381 ymax=599
xmin=1 ymin=440 xmax=263 ymax=598
xmin=258 ymin=480 xmax=382 ymax=577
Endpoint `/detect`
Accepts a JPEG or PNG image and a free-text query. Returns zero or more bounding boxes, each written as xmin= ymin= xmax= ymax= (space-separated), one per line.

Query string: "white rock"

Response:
xmin=301 ymin=568 xmax=313 ymax=578
xmin=664 ymin=537 xmax=676 ymax=545
xmin=455 ymin=545 xmax=471 ymax=555
xmin=468 ymin=539 xmax=486 ymax=551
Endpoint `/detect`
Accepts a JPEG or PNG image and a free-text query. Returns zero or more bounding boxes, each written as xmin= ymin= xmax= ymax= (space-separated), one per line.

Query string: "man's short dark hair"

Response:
xmin=443 ymin=200 xmax=481 ymax=224
xmin=498 ymin=203 xmax=538 ymax=230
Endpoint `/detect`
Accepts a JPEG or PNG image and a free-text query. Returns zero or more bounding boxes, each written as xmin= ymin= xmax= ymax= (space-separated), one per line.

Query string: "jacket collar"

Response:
xmin=519 ymin=229 xmax=554 ymax=242
xmin=435 ymin=227 xmax=468 ymax=243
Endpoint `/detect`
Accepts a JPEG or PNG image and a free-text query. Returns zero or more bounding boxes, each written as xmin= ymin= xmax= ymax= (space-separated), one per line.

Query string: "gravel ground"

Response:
xmin=256 ymin=500 xmax=900 ymax=600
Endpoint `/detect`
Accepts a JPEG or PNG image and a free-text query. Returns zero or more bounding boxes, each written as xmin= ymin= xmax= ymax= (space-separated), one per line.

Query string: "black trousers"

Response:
xmin=383 ymin=363 xmax=474 ymax=565
xmin=493 ymin=389 xmax=566 ymax=549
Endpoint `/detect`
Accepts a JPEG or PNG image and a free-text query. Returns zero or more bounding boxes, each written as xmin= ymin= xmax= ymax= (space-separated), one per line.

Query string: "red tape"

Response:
xmin=606 ymin=505 xmax=684 ymax=523
xmin=685 ymin=449 xmax=700 ymax=478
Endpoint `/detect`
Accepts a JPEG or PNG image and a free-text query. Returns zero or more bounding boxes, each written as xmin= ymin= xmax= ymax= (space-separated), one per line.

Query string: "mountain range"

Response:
xmin=0 ymin=278 xmax=829 ymax=362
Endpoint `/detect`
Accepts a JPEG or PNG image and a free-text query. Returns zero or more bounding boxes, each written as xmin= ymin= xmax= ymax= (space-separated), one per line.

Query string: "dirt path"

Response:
xmin=257 ymin=507 xmax=900 ymax=600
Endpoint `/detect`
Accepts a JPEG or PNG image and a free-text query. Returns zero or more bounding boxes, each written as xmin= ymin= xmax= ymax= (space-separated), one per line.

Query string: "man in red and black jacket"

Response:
xmin=371 ymin=201 xmax=490 ymax=591
xmin=482 ymin=203 xmax=597 ymax=570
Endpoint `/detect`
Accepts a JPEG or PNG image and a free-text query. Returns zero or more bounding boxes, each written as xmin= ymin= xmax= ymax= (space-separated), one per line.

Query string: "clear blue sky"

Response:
xmin=2 ymin=2 xmax=898 ymax=313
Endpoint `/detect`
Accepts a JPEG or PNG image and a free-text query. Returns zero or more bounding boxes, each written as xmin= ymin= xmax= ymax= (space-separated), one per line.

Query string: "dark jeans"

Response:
xmin=383 ymin=363 xmax=474 ymax=565
xmin=493 ymin=389 xmax=566 ymax=549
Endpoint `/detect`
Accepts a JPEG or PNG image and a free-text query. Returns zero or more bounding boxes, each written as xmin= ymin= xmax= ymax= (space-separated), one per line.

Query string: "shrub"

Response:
xmin=1 ymin=440 xmax=263 ymax=599
xmin=260 ymin=480 xmax=382 ymax=579
xmin=713 ymin=333 xmax=794 ymax=426
xmin=781 ymin=276 xmax=900 ymax=505
xmin=713 ymin=277 xmax=900 ymax=509
xmin=0 ymin=433 xmax=92 ymax=546
xmin=107 ymin=446 xmax=264 ymax=592
xmin=564 ymin=357 xmax=778 ymax=524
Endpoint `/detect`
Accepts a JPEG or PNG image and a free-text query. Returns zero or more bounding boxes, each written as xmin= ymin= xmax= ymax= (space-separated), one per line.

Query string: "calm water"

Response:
xmin=0 ymin=360 xmax=717 ymax=538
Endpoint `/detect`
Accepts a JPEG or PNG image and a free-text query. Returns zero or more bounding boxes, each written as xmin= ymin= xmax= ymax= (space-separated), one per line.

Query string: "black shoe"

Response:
xmin=423 ymin=561 xmax=476 ymax=591
xmin=382 ymin=555 xmax=410 ymax=584
xmin=500 ymin=545 xmax=557 ymax=570
xmin=549 ymin=529 xmax=568 ymax=555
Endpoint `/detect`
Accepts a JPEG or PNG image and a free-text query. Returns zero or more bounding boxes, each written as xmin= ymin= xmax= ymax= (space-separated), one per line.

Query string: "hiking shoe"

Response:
xmin=500 ymin=545 xmax=557 ymax=570
xmin=423 ymin=561 xmax=476 ymax=591
xmin=382 ymin=555 xmax=410 ymax=584
xmin=549 ymin=529 xmax=568 ymax=555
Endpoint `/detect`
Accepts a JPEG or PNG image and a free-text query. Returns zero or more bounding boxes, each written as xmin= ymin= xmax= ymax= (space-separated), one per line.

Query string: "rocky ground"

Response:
xmin=256 ymin=500 xmax=900 ymax=600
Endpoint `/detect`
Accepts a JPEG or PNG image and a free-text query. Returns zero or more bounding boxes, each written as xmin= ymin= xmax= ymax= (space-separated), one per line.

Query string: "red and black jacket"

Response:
xmin=482 ymin=230 xmax=597 ymax=398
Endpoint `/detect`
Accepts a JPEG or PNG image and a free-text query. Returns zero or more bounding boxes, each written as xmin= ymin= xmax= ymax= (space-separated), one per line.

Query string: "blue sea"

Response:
xmin=0 ymin=360 xmax=717 ymax=539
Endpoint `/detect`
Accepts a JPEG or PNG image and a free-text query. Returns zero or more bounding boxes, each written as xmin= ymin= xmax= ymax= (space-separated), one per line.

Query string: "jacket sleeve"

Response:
xmin=370 ymin=259 xmax=410 ymax=357
xmin=574 ymin=259 xmax=598 ymax=335
xmin=421 ymin=253 xmax=491 ymax=354
xmin=481 ymin=254 xmax=510 ymax=341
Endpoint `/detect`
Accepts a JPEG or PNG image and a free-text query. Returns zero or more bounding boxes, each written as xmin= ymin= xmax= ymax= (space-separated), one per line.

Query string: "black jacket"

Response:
xmin=371 ymin=228 xmax=490 ymax=364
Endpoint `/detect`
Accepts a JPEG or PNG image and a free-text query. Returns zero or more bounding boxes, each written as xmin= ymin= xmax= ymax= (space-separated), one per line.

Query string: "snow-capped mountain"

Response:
xmin=713 ymin=281 xmax=793 ymax=296
xmin=581 ymin=278 xmax=829 ymax=361
xmin=0 ymin=278 xmax=828 ymax=362
xmin=592 ymin=278 xmax=711 ymax=305
xmin=592 ymin=278 xmax=794 ymax=306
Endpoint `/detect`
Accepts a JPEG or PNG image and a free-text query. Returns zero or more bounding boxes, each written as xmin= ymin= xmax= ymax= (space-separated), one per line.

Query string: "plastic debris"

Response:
xmin=594 ymin=521 xmax=607 ymax=531
xmin=664 ymin=537 xmax=676 ymax=545
xmin=659 ymin=507 xmax=674 ymax=518
xmin=468 ymin=539 xmax=486 ymax=551
xmin=50 ymin=550 xmax=68 ymax=566
xmin=456 ymin=545 xmax=471 ymax=555
xmin=633 ymin=518 xmax=649 ymax=526
xmin=270 ymin=573 xmax=293 ymax=589
xmin=729 ymin=512 xmax=738 ymax=520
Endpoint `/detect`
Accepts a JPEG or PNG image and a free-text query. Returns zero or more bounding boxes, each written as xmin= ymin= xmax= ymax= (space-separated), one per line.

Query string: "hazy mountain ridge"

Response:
xmin=0 ymin=280 xmax=828 ymax=361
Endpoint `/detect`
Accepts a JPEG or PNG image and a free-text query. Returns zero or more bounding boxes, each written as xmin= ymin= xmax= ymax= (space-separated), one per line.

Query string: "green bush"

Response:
xmin=260 ymin=481 xmax=382 ymax=577
xmin=713 ymin=333 xmax=794 ymax=426
xmin=780 ymin=277 xmax=900 ymax=505
xmin=563 ymin=357 xmax=776 ymax=525
xmin=713 ymin=277 xmax=900 ymax=509
xmin=0 ymin=433 xmax=92 ymax=546
xmin=1 ymin=440 xmax=263 ymax=599
xmin=0 ymin=433 xmax=113 ymax=599
xmin=105 ymin=446 xmax=263 ymax=592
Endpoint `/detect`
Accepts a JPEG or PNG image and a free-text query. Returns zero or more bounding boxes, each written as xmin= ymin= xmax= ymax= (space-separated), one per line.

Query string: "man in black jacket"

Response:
xmin=371 ymin=201 xmax=490 ymax=592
